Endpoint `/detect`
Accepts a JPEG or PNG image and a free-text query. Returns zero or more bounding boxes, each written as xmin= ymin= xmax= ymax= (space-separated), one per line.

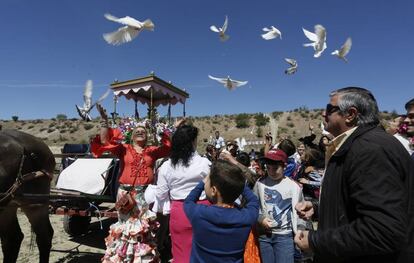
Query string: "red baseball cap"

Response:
xmin=263 ymin=149 xmax=287 ymax=164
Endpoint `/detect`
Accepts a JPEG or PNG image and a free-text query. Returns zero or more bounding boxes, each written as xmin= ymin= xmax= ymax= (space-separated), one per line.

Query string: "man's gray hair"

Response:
xmin=330 ymin=87 xmax=380 ymax=127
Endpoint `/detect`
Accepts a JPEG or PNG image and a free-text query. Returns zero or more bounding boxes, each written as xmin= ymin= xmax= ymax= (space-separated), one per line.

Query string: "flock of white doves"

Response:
xmin=102 ymin=13 xmax=352 ymax=90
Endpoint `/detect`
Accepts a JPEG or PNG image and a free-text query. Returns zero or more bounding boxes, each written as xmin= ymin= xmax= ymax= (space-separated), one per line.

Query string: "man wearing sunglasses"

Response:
xmin=294 ymin=87 xmax=414 ymax=262
xmin=394 ymin=98 xmax=414 ymax=156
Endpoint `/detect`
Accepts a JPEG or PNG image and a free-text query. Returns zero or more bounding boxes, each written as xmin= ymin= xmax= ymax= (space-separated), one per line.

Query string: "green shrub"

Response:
xmin=271 ymin=111 xmax=283 ymax=120
xmin=56 ymin=114 xmax=67 ymax=121
xmin=235 ymin=113 xmax=250 ymax=128
xmin=278 ymin=127 xmax=288 ymax=134
xmin=12 ymin=116 xmax=18 ymax=121
xmin=83 ymin=123 xmax=95 ymax=130
xmin=255 ymin=113 xmax=269 ymax=127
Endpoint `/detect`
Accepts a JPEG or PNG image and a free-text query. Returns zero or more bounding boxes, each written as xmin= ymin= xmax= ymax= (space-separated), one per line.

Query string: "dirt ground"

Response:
xmin=0 ymin=210 xmax=116 ymax=262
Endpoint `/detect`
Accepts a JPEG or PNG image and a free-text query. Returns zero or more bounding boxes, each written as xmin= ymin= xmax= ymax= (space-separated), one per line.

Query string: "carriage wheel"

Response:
xmin=63 ymin=215 xmax=91 ymax=236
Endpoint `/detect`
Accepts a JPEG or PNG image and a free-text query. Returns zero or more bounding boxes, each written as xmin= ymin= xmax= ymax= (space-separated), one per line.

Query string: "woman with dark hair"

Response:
xmin=297 ymin=147 xmax=325 ymax=201
xmin=318 ymin=134 xmax=332 ymax=153
xmin=204 ymin=144 xmax=218 ymax=162
xmin=155 ymin=124 xmax=211 ymax=262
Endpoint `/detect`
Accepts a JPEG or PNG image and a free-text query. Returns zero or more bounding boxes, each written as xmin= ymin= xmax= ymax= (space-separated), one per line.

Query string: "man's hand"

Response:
xmin=261 ymin=218 xmax=273 ymax=230
xmin=298 ymin=178 xmax=309 ymax=184
xmin=294 ymin=230 xmax=312 ymax=252
xmin=295 ymin=201 xmax=314 ymax=220
xmin=219 ymin=150 xmax=238 ymax=165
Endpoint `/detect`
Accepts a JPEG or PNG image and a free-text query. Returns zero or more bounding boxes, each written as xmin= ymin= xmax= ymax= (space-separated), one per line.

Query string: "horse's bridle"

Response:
xmin=0 ymin=151 xmax=52 ymax=205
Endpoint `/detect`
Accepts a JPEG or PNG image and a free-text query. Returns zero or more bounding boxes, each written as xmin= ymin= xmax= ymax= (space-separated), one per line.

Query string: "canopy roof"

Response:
xmin=110 ymin=74 xmax=189 ymax=107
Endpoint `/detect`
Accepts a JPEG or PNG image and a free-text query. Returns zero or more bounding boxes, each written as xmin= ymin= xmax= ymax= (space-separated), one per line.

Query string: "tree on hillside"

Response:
xmin=56 ymin=114 xmax=67 ymax=121
xmin=235 ymin=113 xmax=250 ymax=128
xmin=12 ymin=115 xmax=18 ymax=121
xmin=272 ymin=111 xmax=283 ymax=120
xmin=255 ymin=113 xmax=269 ymax=126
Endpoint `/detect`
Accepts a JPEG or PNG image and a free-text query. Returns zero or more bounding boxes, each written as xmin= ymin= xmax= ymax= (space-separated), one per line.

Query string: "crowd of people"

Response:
xmin=91 ymin=88 xmax=414 ymax=263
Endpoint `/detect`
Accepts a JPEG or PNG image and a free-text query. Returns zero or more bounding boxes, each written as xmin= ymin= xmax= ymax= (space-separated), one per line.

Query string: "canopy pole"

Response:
xmin=111 ymin=95 xmax=118 ymax=123
xmin=134 ymin=100 xmax=139 ymax=119
xmin=150 ymin=87 xmax=153 ymax=121
xmin=168 ymin=102 xmax=171 ymax=125
xmin=183 ymin=101 xmax=186 ymax=117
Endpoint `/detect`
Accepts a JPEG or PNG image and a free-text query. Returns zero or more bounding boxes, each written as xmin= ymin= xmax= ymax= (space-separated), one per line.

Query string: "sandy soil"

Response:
xmin=0 ymin=210 xmax=117 ymax=262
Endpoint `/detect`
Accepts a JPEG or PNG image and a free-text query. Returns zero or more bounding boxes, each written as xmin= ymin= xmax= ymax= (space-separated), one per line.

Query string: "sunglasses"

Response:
xmin=326 ymin=104 xmax=340 ymax=115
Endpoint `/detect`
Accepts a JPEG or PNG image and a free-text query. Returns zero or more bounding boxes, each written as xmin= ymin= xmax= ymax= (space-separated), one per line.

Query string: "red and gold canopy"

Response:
xmin=110 ymin=74 xmax=189 ymax=107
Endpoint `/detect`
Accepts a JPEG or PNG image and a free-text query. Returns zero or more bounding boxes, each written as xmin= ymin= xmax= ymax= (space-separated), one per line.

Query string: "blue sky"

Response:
xmin=0 ymin=0 xmax=413 ymax=120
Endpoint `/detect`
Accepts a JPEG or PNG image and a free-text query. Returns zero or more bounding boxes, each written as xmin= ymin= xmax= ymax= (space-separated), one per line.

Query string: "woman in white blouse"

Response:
xmin=156 ymin=124 xmax=211 ymax=262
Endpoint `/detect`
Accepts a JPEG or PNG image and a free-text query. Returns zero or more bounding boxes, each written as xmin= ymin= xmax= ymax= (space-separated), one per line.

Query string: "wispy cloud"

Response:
xmin=0 ymin=81 xmax=107 ymax=89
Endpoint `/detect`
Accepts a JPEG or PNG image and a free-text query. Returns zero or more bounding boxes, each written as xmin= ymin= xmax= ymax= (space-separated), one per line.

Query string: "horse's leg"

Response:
xmin=0 ymin=206 xmax=24 ymax=263
xmin=21 ymin=205 xmax=53 ymax=263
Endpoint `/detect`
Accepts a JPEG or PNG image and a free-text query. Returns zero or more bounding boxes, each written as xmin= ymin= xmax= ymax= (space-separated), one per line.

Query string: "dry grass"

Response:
xmin=0 ymin=109 xmax=393 ymax=154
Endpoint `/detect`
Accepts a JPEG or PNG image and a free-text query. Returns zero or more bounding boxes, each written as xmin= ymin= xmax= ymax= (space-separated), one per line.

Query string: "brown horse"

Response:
xmin=0 ymin=130 xmax=55 ymax=263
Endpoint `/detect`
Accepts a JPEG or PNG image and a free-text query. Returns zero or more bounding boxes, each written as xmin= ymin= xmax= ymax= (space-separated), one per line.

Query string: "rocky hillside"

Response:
xmin=0 ymin=109 xmax=396 ymax=154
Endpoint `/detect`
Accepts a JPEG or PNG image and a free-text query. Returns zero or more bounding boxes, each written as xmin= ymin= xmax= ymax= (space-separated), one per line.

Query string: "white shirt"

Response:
xmin=394 ymin=133 xmax=414 ymax=155
xmin=156 ymin=152 xmax=211 ymax=204
xmin=214 ymin=136 xmax=225 ymax=149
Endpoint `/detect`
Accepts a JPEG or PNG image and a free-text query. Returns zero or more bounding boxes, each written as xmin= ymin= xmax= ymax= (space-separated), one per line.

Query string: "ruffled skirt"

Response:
xmin=102 ymin=185 xmax=160 ymax=263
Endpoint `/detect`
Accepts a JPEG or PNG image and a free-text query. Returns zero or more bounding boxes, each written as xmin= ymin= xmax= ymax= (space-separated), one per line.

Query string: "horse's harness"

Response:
xmin=0 ymin=151 xmax=52 ymax=205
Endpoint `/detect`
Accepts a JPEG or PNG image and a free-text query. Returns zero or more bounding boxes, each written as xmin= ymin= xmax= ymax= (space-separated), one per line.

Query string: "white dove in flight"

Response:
xmin=76 ymin=80 xmax=110 ymax=121
xmin=284 ymin=58 xmax=298 ymax=75
xmin=331 ymin=37 xmax=352 ymax=62
xmin=302 ymin=25 xmax=327 ymax=58
xmin=103 ymin=13 xmax=154 ymax=45
xmin=210 ymin=15 xmax=230 ymax=42
xmin=261 ymin=26 xmax=282 ymax=40
xmin=208 ymin=75 xmax=248 ymax=90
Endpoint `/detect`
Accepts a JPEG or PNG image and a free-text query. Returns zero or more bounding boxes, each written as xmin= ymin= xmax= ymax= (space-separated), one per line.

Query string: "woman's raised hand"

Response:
xmin=174 ymin=117 xmax=187 ymax=129
xmin=97 ymin=103 xmax=108 ymax=121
